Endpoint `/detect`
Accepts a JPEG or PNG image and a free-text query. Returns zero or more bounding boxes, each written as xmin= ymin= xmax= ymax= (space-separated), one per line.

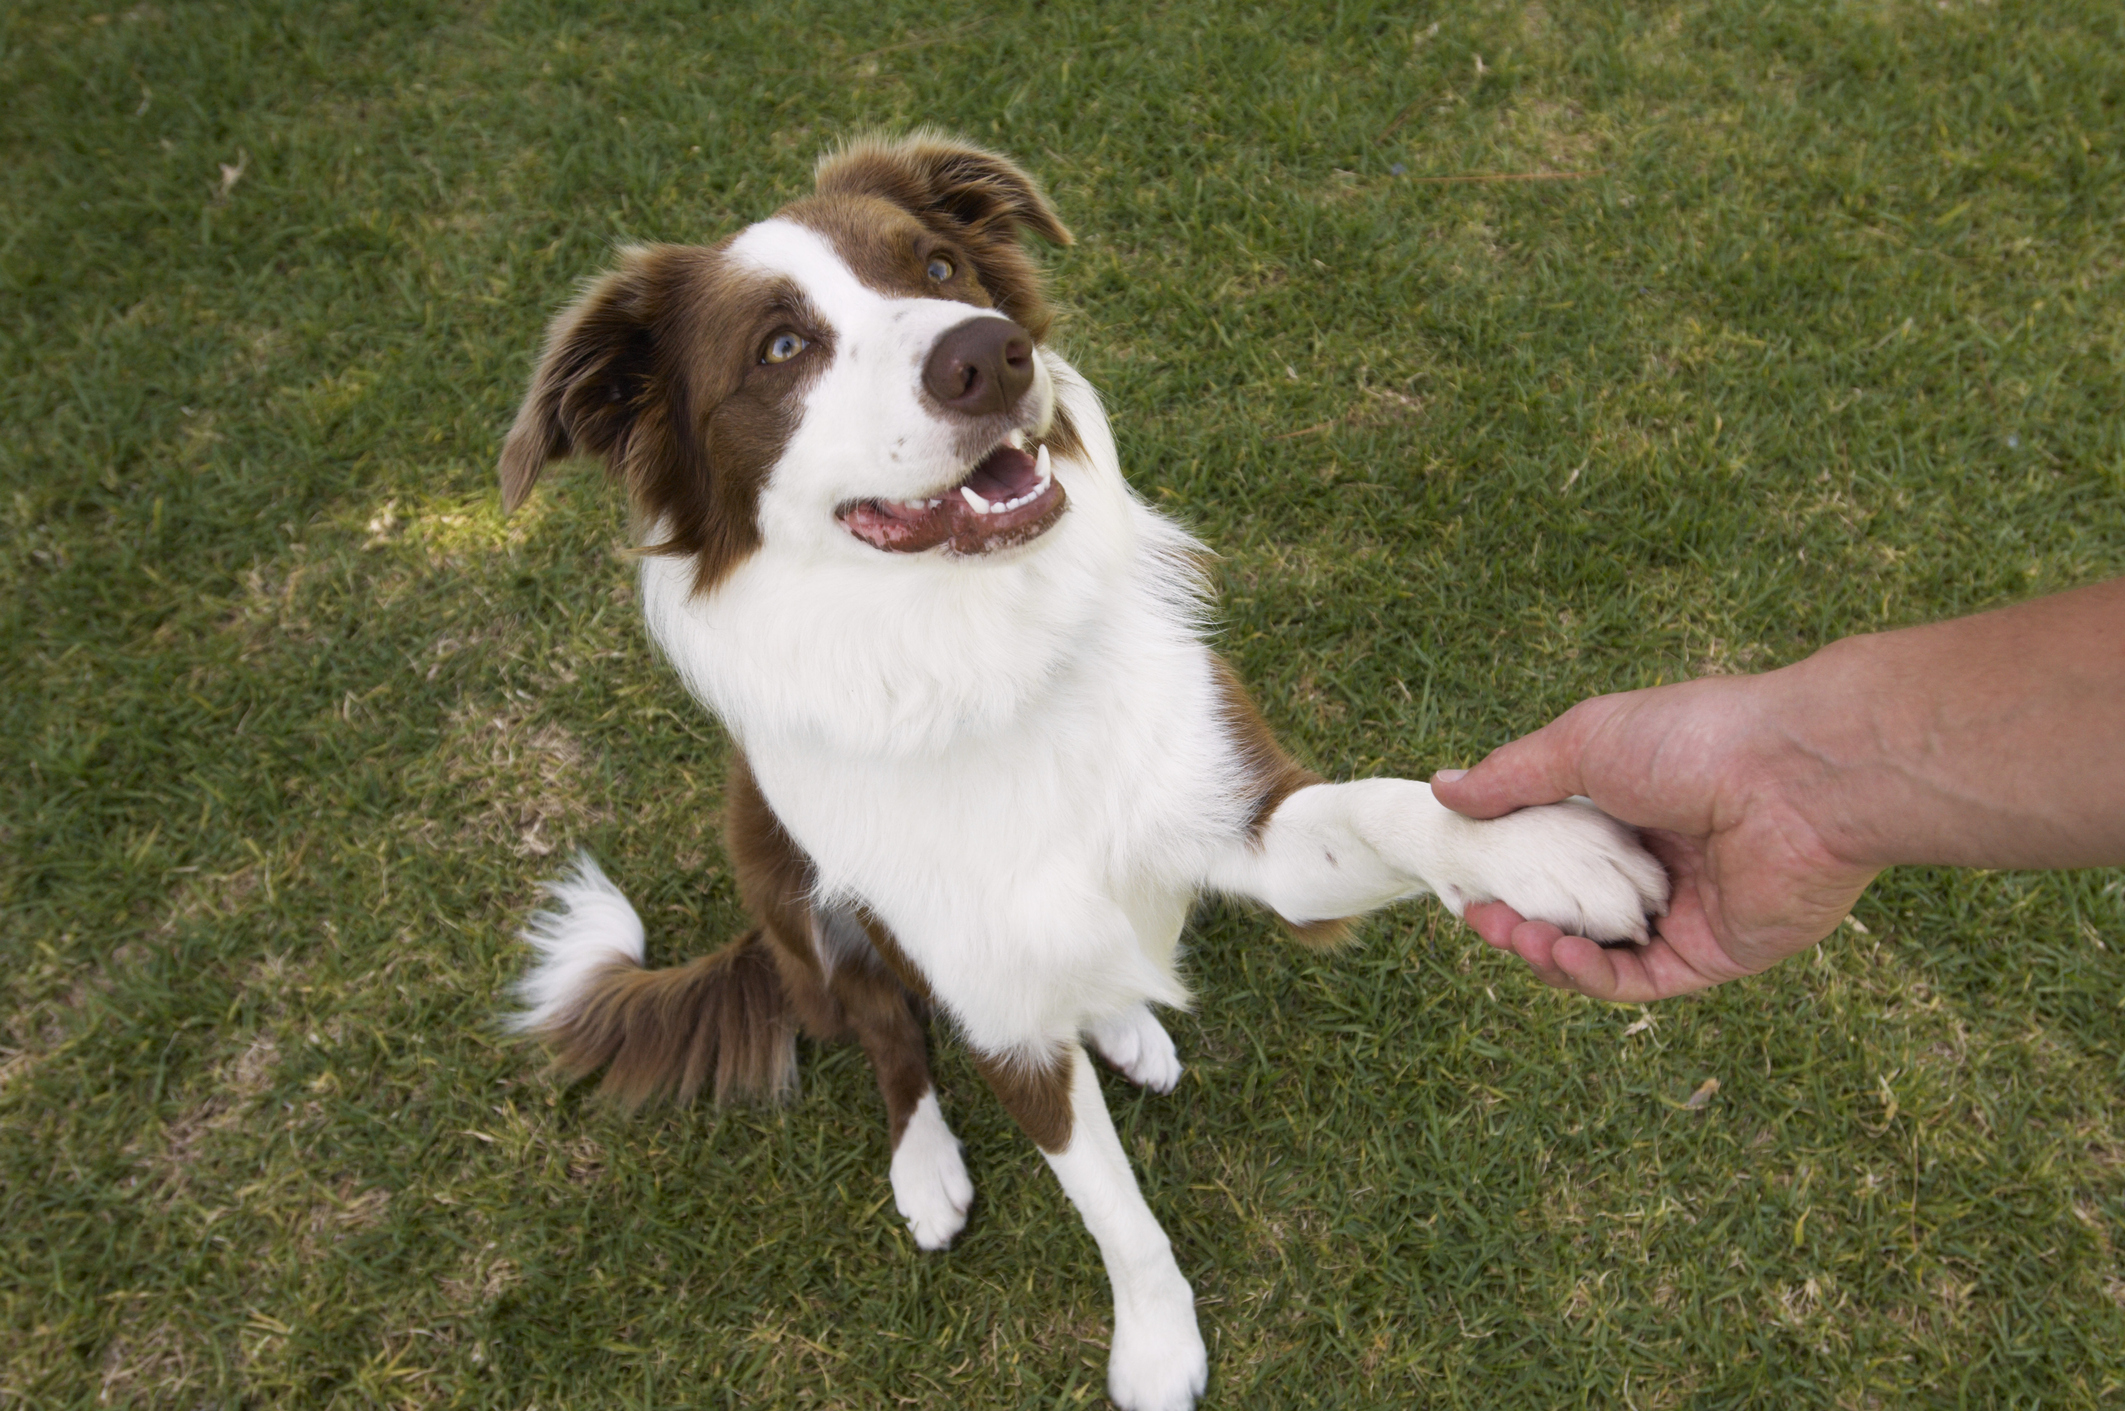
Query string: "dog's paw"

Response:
xmin=1444 ymin=798 xmax=1669 ymax=943
xmin=890 ymin=1093 xmax=974 ymax=1251
xmin=1087 ymin=1005 xmax=1183 ymax=1094
xmin=1107 ymin=1273 xmax=1208 ymax=1411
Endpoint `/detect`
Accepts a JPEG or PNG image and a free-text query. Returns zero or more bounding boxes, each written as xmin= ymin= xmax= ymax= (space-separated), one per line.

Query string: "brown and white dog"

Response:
xmin=502 ymin=132 xmax=1667 ymax=1411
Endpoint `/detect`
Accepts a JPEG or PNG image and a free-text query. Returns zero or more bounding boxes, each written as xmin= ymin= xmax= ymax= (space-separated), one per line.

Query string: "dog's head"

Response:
xmin=498 ymin=132 xmax=1079 ymax=594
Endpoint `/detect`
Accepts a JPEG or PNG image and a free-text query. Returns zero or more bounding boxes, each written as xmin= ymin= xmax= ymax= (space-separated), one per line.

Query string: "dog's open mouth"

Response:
xmin=838 ymin=441 xmax=1068 ymax=555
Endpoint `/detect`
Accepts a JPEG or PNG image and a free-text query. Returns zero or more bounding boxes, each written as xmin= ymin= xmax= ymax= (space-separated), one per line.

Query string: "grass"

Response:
xmin=4 ymin=0 xmax=2124 ymax=1405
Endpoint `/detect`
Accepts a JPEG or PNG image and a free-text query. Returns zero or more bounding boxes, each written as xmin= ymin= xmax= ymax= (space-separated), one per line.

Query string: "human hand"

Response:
xmin=1429 ymin=673 xmax=1880 ymax=1001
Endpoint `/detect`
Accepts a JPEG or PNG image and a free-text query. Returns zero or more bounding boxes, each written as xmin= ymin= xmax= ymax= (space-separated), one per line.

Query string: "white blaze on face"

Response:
xmin=724 ymin=219 xmax=1056 ymax=557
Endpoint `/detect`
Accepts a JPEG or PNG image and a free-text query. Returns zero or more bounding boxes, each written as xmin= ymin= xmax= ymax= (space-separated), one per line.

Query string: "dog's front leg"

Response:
xmin=1086 ymin=1004 xmax=1183 ymax=1093
xmin=1211 ymin=778 xmax=1668 ymax=943
xmin=974 ymin=1043 xmax=1207 ymax=1411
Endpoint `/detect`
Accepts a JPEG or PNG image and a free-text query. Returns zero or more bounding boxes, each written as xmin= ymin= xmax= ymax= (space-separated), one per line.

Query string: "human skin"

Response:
xmin=1428 ymin=577 xmax=2125 ymax=1002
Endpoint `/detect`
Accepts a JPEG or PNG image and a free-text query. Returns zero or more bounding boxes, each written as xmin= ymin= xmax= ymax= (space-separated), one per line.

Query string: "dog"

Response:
xmin=498 ymin=131 xmax=1668 ymax=1411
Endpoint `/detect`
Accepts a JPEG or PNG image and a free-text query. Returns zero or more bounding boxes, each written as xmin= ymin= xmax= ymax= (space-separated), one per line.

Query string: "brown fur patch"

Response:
xmin=1043 ymin=399 xmax=1087 ymax=468
xmin=725 ymin=751 xmax=938 ymax=1145
xmin=531 ymin=753 xmax=942 ymax=1141
xmin=1286 ymin=915 xmax=1358 ymax=950
xmin=836 ymin=962 xmax=934 ymax=1147
xmin=854 ymin=909 xmax=937 ymax=1006
xmin=497 ymin=244 xmax=834 ymax=595
xmin=1211 ymin=654 xmax=1319 ymax=837
xmin=785 ymin=194 xmax=1000 ymax=316
xmin=812 ymin=132 xmax=1071 ymax=341
xmin=973 ymin=1045 xmax=1076 ymax=1154
xmin=1211 ymin=656 xmax=1361 ymax=947
xmin=536 ymin=936 xmax=796 ymax=1107
xmin=723 ymin=752 xmax=832 ymax=1021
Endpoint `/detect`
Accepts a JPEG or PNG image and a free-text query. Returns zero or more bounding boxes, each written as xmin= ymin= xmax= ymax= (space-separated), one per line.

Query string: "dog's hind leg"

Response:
xmin=867 ymin=1002 xmax=971 ymax=1251
xmin=975 ymin=1043 xmax=1207 ymax=1411
xmin=811 ymin=907 xmax=973 ymax=1250
xmin=727 ymin=757 xmax=974 ymax=1250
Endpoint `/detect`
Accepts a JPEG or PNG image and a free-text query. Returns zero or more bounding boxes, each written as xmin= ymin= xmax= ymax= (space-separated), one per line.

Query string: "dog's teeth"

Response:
xmin=961 ymin=485 xmax=994 ymax=514
xmin=1035 ymin=443 xmax=1052 ymax=482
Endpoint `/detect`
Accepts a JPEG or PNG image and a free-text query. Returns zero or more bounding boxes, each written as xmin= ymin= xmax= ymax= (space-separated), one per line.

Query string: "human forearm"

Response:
xmin=1431 ymin=577 xmax=2125 ymax=1002
xmin=1777 ymin=577 xmax=2125 ymax=871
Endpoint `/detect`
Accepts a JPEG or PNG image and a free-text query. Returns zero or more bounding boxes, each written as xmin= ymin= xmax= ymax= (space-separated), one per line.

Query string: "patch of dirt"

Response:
xmin=564 ymin=1134 xmax=606 ymax=1186
xmin=98 ymin=1319 xmax=206 ymax=1408
xmin=297 ymin=1177 xmax=393 ymax=1258
xmin=438 ymin=700 xmax=606 ymax=858
xmin=151 ymin=1034 xmax=281 ymax=1192
xmin=1693 ymin=637 xmax=1768 ymax=676
xmin=155 ymin=865 xmax=264 ymax=940
xmin=0 ymin=1044 xmax=38 ymax=1093
xmin=1501 ymin=97 xmax=1600 ymax=170
xmin=439 ymin=1244 xmax=521 ymax=1312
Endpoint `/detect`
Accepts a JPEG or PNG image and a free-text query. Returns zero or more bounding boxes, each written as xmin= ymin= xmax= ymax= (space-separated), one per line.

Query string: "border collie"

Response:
xmin=501 ymin=132 xmax=1667 ymax=1411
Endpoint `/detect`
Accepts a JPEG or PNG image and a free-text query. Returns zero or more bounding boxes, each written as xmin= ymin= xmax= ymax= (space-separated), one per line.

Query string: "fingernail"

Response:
xmin=1433 ymin=768 xmax=1467 ymax=784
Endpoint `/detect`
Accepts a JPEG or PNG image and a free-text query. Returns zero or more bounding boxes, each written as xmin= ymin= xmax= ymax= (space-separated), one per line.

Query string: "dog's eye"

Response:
xmin=926 ymin=257 xmax=953 ymax=282
xmin=761 ymin=332 xmax=808 ymax=364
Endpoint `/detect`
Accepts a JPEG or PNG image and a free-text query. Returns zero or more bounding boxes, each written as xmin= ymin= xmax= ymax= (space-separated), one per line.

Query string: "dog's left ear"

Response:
xmin=815 ymin=131 xmax=1072 ymax=335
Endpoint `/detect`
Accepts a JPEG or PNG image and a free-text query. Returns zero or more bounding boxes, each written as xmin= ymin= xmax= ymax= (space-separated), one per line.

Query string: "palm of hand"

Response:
xmin=1458 ymin=686 xmax=1879 ymax=1001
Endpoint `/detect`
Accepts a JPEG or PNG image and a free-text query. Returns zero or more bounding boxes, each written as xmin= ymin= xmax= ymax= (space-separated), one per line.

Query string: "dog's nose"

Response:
xmin=923 ymin=317 xmax=1034 ymax=416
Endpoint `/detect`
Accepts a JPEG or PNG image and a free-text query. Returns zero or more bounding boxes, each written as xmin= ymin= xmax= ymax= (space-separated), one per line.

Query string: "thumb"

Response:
xmin=1430 ymin=710 xmax=1593 ymax=820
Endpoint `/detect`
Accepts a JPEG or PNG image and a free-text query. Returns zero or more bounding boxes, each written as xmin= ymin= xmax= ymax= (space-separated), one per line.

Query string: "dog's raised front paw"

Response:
xmin=890 ymin=1092 xmax=974 ymax=1250
xmin=1443 ymin=797 xmax=1669 ymax=943
xmin=1107 ymin=1273 xmax=1208 ymax=1411
xmin=1087 ymin=1004 xmax=1183 ymax=1094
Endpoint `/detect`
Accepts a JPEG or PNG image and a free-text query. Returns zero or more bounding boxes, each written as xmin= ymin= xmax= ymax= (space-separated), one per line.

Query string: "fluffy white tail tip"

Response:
xmin=509 ymin=851 xmax=645 ymax=1032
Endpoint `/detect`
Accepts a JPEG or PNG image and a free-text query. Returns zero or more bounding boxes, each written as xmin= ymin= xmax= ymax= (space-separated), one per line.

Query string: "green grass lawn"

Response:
xmin=5 ymin=0 xmax=2124 ymax=1405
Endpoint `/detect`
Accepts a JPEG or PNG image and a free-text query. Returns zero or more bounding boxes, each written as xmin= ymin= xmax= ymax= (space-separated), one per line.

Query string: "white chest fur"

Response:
xmin=637 ymin=360 xmax=1253 ymax=1053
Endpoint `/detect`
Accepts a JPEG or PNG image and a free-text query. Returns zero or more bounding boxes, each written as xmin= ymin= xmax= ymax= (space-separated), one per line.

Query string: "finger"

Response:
xmin=1456 ymin=902 xmax=1579 ymax=987
xmin=1465 ymin=840 xmax=1744 ymax=1001
xmin=1462 ymin=900 xmax=1526 ymax=949
xmin=1497 ymin=917 xmax=1581 ymax=990
xmin=1547 ymin=933 xmax=1732 ymax=1002
xmin=1429 ymin=704 xmax=1602 ymax=821
xmin=1470 ymin=904 xmax=1668 ymax=996
xmin=1480 ymin=902 xmax=1735 ymax=1001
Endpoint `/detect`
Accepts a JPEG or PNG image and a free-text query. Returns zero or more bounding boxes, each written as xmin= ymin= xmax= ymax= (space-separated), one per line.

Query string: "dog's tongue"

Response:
xmin=840 ymin=442 xmax=1066 ymax=554
xmin=964 ymin=444 xmax=1038 ymax=504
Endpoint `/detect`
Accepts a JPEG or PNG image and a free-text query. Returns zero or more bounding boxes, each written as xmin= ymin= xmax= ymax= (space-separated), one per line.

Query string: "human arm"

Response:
xmin=1428 ymin=577 xmax=2125 ymax=1001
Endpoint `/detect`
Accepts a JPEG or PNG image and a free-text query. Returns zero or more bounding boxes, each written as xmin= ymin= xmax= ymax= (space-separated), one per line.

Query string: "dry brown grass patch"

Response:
xmin=149 ymin=1033 xmax=280 ymax=1192
xmin=97 ymin=1319 xmax=208 ymax=1409
xmin=437 ymin=699 xmax=605 ymax=858
xmin=439 ymin=1244 xmax=522 ymax=1312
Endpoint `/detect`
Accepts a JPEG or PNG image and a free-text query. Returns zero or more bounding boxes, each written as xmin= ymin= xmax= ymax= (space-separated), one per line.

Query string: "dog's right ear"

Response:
xmin=814 ymin=131 xmax=1071 ymax=338
xmin=813 ymin=130 xmax=1072 ymax=249
xmin=498 ymin=249 xmax=667 ymax=514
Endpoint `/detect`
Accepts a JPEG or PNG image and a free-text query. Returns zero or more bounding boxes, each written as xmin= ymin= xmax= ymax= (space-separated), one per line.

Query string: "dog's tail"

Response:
xmin=509 ymin=852 xmax=796 ymax=1106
